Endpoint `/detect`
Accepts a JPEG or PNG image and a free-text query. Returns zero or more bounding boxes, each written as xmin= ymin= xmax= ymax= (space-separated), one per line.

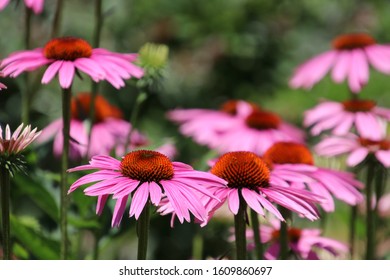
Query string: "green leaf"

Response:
xmin=10 ymin=215 xmax=60 ymax=260
xmin=68 ymin=215 xmax=101 ymax=229
xmin=13 ymin=173 xmax=59 ymax=222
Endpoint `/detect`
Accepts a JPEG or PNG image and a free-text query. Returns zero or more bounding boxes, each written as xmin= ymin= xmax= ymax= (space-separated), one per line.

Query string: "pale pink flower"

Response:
xmin=290 ymin=33 xmax=390 ymax=93
xmin=0 ymin=0 xmax=44 ymax=14
xmin=378 ymin=193 xmax=390 ymax=217
xmin=0 ymin=37 xmax=144 ymax=89
xmin=37 ymin=93 xmax=147 ymax=160
xmin=68 ymin=150 xmax=226 ymax=227
xmin=169 ymin=100 xmax=304 ymax=155
xmin=304 ymin=99 xmax=390 ymax=140
xmin=315 ymin=132 xmax=390 ymax=167
xmin=0 ymin=123 xmax=41 ymax=154
xmin=206 ymin=151 xmax=322 ymax=221
xmin=248 ymin=220 xmax=348 ymax=260
xmin=264 ymin=142 xmax=364 ymax=212
xmin=168 ymin=100 xmax=256 ymax=149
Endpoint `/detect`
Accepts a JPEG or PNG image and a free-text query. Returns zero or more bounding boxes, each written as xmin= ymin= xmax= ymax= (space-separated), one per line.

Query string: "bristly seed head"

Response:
xmin=263 ymin=142 xmax=314 ymax=168
xmin=120 ymin=150 xmax=174 ymax=182
xmin=210 ymin=151 xmax=270 ymax=190
xmin=358 ymin=138 xmax=390 ymax=151
xmin=44 ymin=37 xmax=93 ymax=61
xmin=342 ymin=99 xmax=376 ymax=112
xmin=245 ymin=111 xmax=281 ymax=130
xmin=272 ymin=227 xmax=302 ymax=243
xmin=220 ymin=100 xmax=261 ymax=116
xmin=332 ymin=33 xmax=376 ymax=50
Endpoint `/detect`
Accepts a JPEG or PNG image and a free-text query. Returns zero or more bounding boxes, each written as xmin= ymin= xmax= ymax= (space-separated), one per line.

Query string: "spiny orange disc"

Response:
xmin=263 ymin=142 xmax=314 ymax=167
xmin=342 ymin=99 xmax=376 ymax=112
xmin=71 ymin=93 xmax=123 ymax=123
xmin=44 ymin=37 xmax=92 ymax=61
xmin=358 ymin=138 xmax=390 ymax=150
xmin=245 ymin=111 xmax=281 ymax=130
xmin=220 ymin=100 xmax=261 ymax=115
xmin=210 ymin=151 xmax=270 ymax=190
xmin=332 ymin=33 xmax=376 ymax=50
xmin=120 ymin=150 xmax=174 ymax=182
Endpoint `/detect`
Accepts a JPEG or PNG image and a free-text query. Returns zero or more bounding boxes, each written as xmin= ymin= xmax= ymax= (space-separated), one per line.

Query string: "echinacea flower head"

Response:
xmin=37 ymin=93 xmax=147 ymax=159
xmin=0 ymin=37 xmax=144 ymax=89
xmin=315 ymin=132 xmax=390 ymax=167
xmin=290 ymin=33 xmax=390 ymax=93
xmin=68 ymin=150 xmax=226 ymax=227
xmin=246 ymin=220 xmax=348 ymax=259
xmin=203 ymin=151 xmax=322 ymax=222
xmin=304 ymin=99 xmax=390 ymax=139
xmin=264 ymin=142 xmax=364 ymax=212
xmin=169 ymin=100 xmax=304 ymax=155
xmin=0 ymin=123 xmax=41 ymax=175
xmin=0 ymin=0 xmax=44 ymax=14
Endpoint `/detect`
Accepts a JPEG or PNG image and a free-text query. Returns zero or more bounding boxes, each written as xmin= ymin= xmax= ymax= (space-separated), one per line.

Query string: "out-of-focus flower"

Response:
xmin=315 ymin=132 xmax=390 ymax=167
xmin=0 ymin=37 xmax=144 ymax=89
xmin=0 ymin=71 xmax=6 ymax=90
xmin=378 ymin=193 xmax=390 ymax=217
xmin=0 ymin=0 xmax=44 ymax=14
xmin=169 ymin=100 xmax=304 ymax=155
xmin=68 ymin=150 xmax=226 ymax=227
xmin=246 ymin=220 xmax=348 ymax=259
xmin=290 ymin=33 xmax=390 ymax=93
xmin=0 ymin=123 xmax=41 ymax=175
xmin=304 ymin=99 xmax=390 ymax=140
xmin=264 ymin=142 xmax=364 ymax=212
xmin=37 ymin=93 xmax=147 ymax=160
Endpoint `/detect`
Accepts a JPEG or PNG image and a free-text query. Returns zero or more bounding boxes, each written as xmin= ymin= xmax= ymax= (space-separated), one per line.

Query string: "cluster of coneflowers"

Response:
xmin=0 ymin=0 xmax=388 ymax=261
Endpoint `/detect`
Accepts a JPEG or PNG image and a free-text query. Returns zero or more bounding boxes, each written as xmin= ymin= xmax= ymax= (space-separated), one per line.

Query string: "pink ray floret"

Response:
xmin=0 ymin=37 xmax=144 ymax=89
xmin=68 ymin=151 xmax=227 ymax=227
xmin=0 ymin=0 xmax=44 ymax=14
xmin=0 ymin=123 xmax=41 ymax=154
xmin=290 ymin=33 xmax=390 ymax=93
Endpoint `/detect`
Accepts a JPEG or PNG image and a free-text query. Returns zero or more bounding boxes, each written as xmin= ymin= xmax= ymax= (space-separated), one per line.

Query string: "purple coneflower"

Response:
xmin=247 ymin=220 xmax=348 ymax=260
xmin=68 ymin=150 xmax=226 ymax=227
xmin=290 ymin=33 xmax=390 ymax=93
xmin=0 ymin=123 xmax=41 ymax=155
xmin=263 ymin=142 xmax=364 ymax=212
xmin=37 ymin=93 xmax=147 ymax=159
xmin=315 ymin=132 xmax=390 ymax=167
xmin=0 ymin=37 xmax=144 ymax=89
xmin=304 ymin=99 xmax=390 ymax=139
xmin=0 ymin=0 xmax=44 ymax=14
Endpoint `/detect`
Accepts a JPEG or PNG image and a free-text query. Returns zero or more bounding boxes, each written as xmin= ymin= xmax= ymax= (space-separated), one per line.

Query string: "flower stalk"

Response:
xmin=279 ymin=207 xmax=291 ymax=260
xmin=250 ymin=209 xmax=263 ymax=260
xmin=137 ymin=202 xmax=150 ymax=260
xmin=60 ymin=86 xmax=72 ymax=259
xmin=365 ymin=159 xmax=376 ymax=260
xmin=125 ymin=91 xmax=147 ymax=154
xmin=0 ymin=166 xmax=11 ymax=260
xmin=234 ymin=193 xmax=247 ymax=260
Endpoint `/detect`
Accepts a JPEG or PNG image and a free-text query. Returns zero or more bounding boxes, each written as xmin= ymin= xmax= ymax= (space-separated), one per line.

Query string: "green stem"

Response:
xmin=192 ymin=229 xmax=203 ymax=260
xmin=279 ymin=207 xmax=291 ymax=260
xmin=22 ymin=7 xmax=32 ymax=124
xmin=51 ymin=0 xmax=64 ymax=38
xmin=60 ymin=87 xmax=72 ymax=259
xmin=365 ymin=161 xmax=376 ymax=260
xmin=124 ymin=91 xmax=147 ymax=154
xmin=234 ymin=192 xmax=247 ymax=260
xmin=137 ymin=202 xmax=150 ymax=260
xmin=349 ymin=205 xmax=357 ymax=259
xmin=93 ymin=0 xmax=103 ymax=48
xmin=0 ymin=167 xmax=11 ymax=260
xmin=250 ymin=209 xmax=263 ymax=260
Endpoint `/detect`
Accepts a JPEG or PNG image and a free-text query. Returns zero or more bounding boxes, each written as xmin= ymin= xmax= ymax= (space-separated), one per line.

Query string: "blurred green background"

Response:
xmin=1 ymin=0 xmax=390 ymax=259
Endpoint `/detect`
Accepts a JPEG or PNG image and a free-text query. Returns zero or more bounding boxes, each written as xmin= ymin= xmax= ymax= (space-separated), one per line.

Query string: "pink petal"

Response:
xmin=42 ymin=61 xmax=63 ymax=85
xmin=129 ymin=183 xmax=149 ymax=219
xmin=59 ymin=61 xmax=75 ymax=88
xmin=227 ymin=189 xmax=240 ymax=214
xmin=331 ymin=51 xmax=351 ymax=83
xmin=111 ymin=195 xmax=128 ymax=227
xmin=149 ymin=182 xmax=162 ymax=206
xmin=347 ymin=147 xmax=369 ymax=167
xmin=348 ymin=49 xmax=369 ymax=93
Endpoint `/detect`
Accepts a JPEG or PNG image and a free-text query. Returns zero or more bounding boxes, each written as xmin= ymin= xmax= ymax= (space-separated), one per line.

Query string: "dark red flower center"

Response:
xmin=220 ymin=100 xmax=260 ymax=116
xmin=245 ymin=111 xmax=281 ymax=130
xmin=43 ymin=37 xmax=93 ymax=61
xmin=358 ymin=138 xmax=390 ymax=150
xmin=210 ymin=151 xmax=270 ymax=190
xmin=332 ymin=33 xmax=376 ymax=50
xmin=120 ymin=150 xmax=174 ymax=182
xmin=272 ymin=227 xmax=302 ymax=243
xmin=71 ymin=93 xmax=123 ymax=123
xmin=263 ymin=142 xmax=314 ymax=168
xmin=342 ymin=99 xmax=376 ymax=112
